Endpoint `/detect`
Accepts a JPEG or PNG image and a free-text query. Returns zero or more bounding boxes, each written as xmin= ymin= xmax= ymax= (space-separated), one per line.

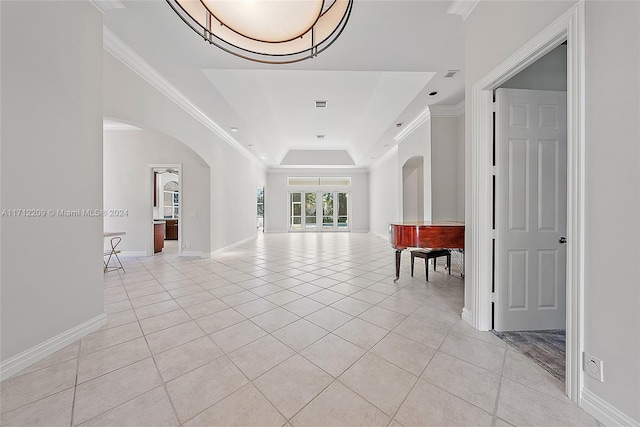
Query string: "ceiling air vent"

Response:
xmin=443 ymin=70 xmax=459 ymax=78
xmin=315 ymin=100 xmax=328 ymax=108
xmin=316 ymin=135 xmax=325 ymax=140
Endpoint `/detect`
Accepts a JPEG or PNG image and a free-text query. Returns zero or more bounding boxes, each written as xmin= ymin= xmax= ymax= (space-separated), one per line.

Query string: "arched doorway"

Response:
xmin=402 ymin=156 xmax=424 ymax=222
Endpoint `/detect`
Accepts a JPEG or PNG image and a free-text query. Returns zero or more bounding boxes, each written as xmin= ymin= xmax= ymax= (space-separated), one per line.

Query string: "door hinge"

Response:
xmin=491 ymin=292 xmax=496 ymax=303
xmin=491 ymin=229 xmax=496 ymax=239
xmin=492 ymin=166 xmax=497 ymax=176
xmin=492 ymin=101 xmax=497 ymax=112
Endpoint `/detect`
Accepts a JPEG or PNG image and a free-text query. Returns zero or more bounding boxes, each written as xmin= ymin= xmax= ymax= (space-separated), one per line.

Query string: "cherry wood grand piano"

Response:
xmin=389 ymin=221 xmax=465 ymax=280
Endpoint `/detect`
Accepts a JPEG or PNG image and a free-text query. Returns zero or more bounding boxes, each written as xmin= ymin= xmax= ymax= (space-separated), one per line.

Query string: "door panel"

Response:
xmin=290 ymin=193 xmax=302 ymax=230
xmin=338 ymin=192 xmax=348 ymax=229
xmin=322 ymin=192 xmax=334 ymax=229
xmin=305 ymin=192 xmax=317 ymax=230
xmin=495 ymin=88 xmax=567 ymax=331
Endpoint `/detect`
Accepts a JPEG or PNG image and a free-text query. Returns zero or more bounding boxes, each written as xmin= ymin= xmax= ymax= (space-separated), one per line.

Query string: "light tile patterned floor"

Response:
xmin=1 ymin=233 xmax=600 ymax=426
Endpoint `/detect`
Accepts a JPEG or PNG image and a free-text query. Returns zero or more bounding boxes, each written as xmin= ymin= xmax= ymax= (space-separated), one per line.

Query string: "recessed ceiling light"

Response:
xmin=230 ymin=127 xmax=239 ymax=132
xmin=261 ymin=156 xmax=266 ymax=160
xmin=396 ymin=123 xmax=403 ymax=128
xmin=429 ymin=91 xmax=439 ymax=97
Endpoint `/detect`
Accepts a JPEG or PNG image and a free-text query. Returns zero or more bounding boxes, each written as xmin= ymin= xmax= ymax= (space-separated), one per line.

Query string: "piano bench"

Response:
xmin=410 ymin=249 xmax=451 ymax=281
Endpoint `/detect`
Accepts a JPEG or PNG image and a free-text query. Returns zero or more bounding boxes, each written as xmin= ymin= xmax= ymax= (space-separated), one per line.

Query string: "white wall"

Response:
xmin=102 ymin=50 xmax=266 ymax=254
xmin=0 ymin=1 xmax=104 ymax=369
xmin=583 ymin=1 xmax=640 ymax=422
xmin=265 ymin=169 xmax=369 ymax=233
xmin=464 ymin=1 xmax=640 ymax=423
xmin=369 ymin=152 xmax=400 ymax=238
xmin=103 ymin=129 xmax=210 ymax=255
xmin=431 ymin=116 xmax=462 ymax=221
xmin=398 ymin=119 xmax=432 ymax=221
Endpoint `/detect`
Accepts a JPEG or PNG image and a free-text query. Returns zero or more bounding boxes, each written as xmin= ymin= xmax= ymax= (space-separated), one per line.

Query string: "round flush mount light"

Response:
xmin=396 ymin=123 xmax=403 ymax=128
xmin=230 ymin=127 xmax=239 ymax=132
xmin=167 ymin=0 xmax=354 ymax=64
xmin=428 ymin=91 xmax=439 ymax=97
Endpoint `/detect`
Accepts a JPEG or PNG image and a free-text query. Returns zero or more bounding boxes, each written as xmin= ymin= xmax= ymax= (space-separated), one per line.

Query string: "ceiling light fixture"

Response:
xmin=428 ymin=91 xmax=439 ymax=96
xmin=230 ymin=127 xmax=239 ymax=132
xmin=167 ymin=0 xmax=354 ymax=64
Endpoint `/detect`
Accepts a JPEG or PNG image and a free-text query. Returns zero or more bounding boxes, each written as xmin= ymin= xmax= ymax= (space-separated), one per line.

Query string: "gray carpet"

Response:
xmin=493 ymin=329 xmax=565 ymax=382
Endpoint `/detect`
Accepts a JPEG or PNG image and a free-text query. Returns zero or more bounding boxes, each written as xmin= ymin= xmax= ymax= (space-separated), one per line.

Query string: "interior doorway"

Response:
xmin=468 ymin=4 xmax=585 ymax=402
xmin=150 ymin=165 xmax=182 ymax=256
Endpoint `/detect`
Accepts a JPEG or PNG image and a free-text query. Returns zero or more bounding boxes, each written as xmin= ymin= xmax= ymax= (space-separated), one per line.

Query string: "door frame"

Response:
xmin=467 ymin=3 xmax=585 ymax=402
xmin=148 ymin=164 xmax=183 ymax=256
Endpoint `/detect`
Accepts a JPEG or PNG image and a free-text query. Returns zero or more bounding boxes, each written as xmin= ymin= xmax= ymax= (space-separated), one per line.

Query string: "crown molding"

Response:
xmin=369 ymin=145 xmax=398 ymax=170
xmin=394 ymin=107 xmax=431 ymax=144
xmin=91 ymin=0 xmax=125 ymax=14
xmin=447 ymin=0 xmax=479 ymax=20
xmin=430 ymin=100 xmax=465 ymax=117
xmin=102 ymin=27 xmax=262 ymax=168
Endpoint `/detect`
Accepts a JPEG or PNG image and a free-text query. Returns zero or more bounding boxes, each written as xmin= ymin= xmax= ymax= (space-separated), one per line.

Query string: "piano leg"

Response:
xmin=394 ymin=250 xmax=402 ymax=281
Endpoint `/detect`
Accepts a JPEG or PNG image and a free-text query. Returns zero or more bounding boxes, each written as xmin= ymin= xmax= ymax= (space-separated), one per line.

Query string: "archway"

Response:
xmin=402 ymin=156 xmax=424 ymax=222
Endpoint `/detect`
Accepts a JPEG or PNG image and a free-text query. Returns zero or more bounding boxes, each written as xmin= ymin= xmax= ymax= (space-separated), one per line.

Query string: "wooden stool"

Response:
xmin=410 ymin=249 xmax=451 ymax=281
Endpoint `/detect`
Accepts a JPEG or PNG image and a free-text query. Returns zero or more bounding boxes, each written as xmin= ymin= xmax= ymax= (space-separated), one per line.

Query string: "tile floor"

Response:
xmin=1 ymin=233 xmax=600 ymax=427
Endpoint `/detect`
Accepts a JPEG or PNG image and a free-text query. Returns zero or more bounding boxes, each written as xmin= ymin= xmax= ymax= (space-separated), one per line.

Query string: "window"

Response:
xmin=163 ymin=181 xmax=179 ymax=219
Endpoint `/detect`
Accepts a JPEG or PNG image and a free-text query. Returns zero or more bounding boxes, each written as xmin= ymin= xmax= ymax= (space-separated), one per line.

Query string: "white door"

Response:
xmin=495 ymin=88 xmax=567 ymax=331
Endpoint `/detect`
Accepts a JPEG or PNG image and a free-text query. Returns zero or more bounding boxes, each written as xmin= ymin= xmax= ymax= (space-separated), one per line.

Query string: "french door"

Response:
xmin=289 ymin=191 xmax=349 ymax=231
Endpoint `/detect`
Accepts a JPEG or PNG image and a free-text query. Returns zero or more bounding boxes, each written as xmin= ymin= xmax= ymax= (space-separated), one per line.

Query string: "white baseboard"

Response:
xmin=0 ymin=313 xmax=107 ymax=381
xmin=461 ymin=307 xmax=473 ymax=325
xmin=209 ymin=235 xmax=257 ymax=258
xmin=581 ymin=387 xmax=639 ymax=427
xmin=120 ymin=251 xmax=146 ymax=257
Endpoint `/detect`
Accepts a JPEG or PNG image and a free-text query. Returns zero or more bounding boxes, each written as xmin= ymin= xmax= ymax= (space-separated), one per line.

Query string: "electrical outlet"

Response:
xmin=583 ymin=352 xmax=604 ymax=382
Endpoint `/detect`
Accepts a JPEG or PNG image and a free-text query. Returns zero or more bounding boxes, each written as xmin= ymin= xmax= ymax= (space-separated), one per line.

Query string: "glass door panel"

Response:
xmin=305 ymin=192 xmax=317 ymax=229
xmin=337 ymin=192 xmax=348 ymax=229
xmin=290 ymin=193 xmax=302 ymax=230
xmin=322 ymin=192 xmax=334 ymax=229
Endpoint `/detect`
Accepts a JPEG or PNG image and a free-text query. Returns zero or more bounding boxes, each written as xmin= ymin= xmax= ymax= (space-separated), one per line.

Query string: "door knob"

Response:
xmin=559 ymin=237 xmax=567 ymax=244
